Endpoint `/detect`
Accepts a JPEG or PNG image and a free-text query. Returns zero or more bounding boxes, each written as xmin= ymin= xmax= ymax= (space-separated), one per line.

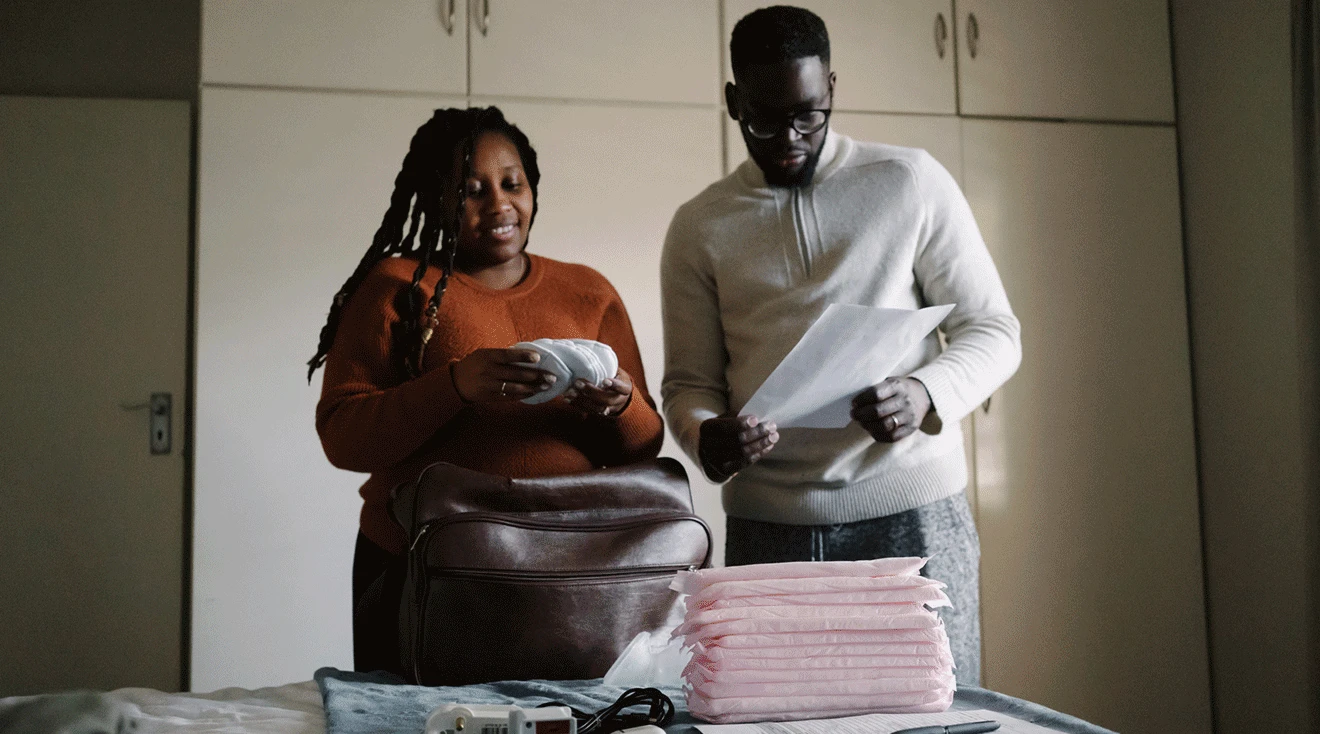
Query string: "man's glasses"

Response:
xmin=741 ymin=109 xmax=832 ymax=140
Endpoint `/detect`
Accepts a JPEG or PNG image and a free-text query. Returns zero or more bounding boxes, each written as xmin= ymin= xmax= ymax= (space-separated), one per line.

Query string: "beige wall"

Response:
xmin=0 ymin=0 xmax=198 ymax=100
xmin=1171 ymin=1 xmax=1317 ymax=731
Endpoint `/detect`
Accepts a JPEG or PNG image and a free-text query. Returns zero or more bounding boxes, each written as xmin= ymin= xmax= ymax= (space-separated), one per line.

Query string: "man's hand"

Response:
xmin=851 ymin=377 xmax=932 ymax=443
xmin=698 ymin=414 xmax=778 ymax=482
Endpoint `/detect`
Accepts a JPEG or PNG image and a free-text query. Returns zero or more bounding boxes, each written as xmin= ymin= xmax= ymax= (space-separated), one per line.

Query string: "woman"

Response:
xmin=307 ymin=107 xmax=665 ymax=674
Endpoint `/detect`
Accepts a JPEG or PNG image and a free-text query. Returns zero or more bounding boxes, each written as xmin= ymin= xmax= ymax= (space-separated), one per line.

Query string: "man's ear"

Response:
xmin=828 ymin=71 xmax=837 ymax=99
xmin=724 ymin=81 xmax=740 ymax=121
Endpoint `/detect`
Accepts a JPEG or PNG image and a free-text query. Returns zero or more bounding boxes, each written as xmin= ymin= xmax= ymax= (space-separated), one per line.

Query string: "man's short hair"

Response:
xmin=730 ymin=5 xmax=830 ymax=74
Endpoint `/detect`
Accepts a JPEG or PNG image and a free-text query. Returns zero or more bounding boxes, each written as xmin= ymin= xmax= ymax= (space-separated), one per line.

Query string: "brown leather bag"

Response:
xmin=390 ymin=458 xmax=712 ymax=686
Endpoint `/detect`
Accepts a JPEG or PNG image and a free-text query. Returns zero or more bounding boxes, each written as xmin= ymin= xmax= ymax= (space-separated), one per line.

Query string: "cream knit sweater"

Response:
xmin=660 ymin=130 xmax=1021 ymax=525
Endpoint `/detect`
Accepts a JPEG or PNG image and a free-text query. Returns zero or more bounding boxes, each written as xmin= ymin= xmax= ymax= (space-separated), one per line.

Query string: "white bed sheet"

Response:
xmin=111 ymin=680 xmax=325 ymax=734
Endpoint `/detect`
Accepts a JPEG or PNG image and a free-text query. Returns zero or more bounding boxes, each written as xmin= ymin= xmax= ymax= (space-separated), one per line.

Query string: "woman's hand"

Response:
xmin=451 ymin=348 xmax=557 ymax=403
xmin=562 ymin=368 xmax=633 ymax=417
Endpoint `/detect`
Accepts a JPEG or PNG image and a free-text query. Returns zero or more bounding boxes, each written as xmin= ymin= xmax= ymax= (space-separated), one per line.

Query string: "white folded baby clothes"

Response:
xmin=512 ymin=338 xmax=619 ymax=404
xmin=671 ymin=558 xmax=957 ymax=724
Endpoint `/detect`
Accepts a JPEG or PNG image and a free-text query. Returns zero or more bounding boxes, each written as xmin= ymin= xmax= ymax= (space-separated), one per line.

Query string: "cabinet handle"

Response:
xmin=476 ymin=0 xmax=489 ymax=36
xmin=934 ymin=13 xmax=948 ymax=59
xmin=440 ymin=0 xmax=455 ymax=35
xmin=967 ymin=13 xmax=979 ymax=59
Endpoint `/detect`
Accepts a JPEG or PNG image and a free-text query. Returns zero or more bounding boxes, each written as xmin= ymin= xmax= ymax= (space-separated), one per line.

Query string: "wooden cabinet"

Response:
xmin=962 ymin=119 xmax=1210 ymax=733
xmin=194 ymin=87 xmax=454 ymax=689
xmin=724 ymin=0 xmax=957 ymax=114
xmin=471 ymin=1 xmax=719 ymax=104
xmin=201 ymin=0 xmax=467 ymax=94
xmin=955 ymin=0 xmax=1175 ymax=122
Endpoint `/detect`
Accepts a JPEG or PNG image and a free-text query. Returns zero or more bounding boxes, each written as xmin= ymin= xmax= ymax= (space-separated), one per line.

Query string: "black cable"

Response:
xmin=538 ymin=687 xmax=675 ymax=734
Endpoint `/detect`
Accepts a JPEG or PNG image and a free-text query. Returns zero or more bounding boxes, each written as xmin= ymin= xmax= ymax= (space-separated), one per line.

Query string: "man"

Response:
xmin=659 ymin=5 xmax=1021 ymax=685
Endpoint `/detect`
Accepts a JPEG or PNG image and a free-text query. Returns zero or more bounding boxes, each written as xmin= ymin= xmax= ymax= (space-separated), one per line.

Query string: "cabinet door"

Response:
xmin=963 ymin=119 xmax=1210 ymax=733
xmin=955 ymin=0 xmax=1174 ymax=122
xmin=195 ymin=88 xmax=453 ymax=690
xmin=469 ymin=1 xmax=718 ymax=104
xmin=725 ymin=113 xmax=962 ymax=181
xmin=202 ymin=0 xmax=466 ymax=94
xmin=724 ymin=0 xmax=956 ymax=114
xmin=482 ymin=99 xmax=726 ymax=561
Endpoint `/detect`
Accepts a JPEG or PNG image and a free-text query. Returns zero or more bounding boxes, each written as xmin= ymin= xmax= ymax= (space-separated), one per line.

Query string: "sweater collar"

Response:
xmin=734 ymin=128 xmax=849 ymax=192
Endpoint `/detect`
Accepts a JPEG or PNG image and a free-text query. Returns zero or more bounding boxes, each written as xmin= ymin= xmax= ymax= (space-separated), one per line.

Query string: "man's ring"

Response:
xmin=889 ymin=415 xmax=899 ymax=430
xmin=500 ymin=381 xmax=507 ymax=397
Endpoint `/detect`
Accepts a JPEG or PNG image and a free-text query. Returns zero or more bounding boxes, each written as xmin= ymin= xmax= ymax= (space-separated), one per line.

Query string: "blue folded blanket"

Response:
xmin=314 ymin=668 xmax=1115 ymax=734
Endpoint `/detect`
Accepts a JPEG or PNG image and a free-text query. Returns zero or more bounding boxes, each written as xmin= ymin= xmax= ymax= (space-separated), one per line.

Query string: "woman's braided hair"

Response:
xmin=306 ymin=106 xmax=540 ymax=381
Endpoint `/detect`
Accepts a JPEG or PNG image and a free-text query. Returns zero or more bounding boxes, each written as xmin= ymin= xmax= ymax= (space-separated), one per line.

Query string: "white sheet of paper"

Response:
xmin=739 ymin=304 xmax=954 ymax=429
xmin=694 ymin=708 xmax=1060 ymax=734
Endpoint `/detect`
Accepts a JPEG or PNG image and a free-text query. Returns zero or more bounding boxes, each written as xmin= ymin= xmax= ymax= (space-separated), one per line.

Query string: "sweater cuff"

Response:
xmin=907 ymin=366 xmax=954 ymax=436
xmin=610 ymin=389 xmax=658 ymax=448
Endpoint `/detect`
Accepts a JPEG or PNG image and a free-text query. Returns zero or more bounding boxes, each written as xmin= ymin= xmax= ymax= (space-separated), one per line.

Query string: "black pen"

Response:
xmin=891 ymin=721 xmax=1001 ymax=734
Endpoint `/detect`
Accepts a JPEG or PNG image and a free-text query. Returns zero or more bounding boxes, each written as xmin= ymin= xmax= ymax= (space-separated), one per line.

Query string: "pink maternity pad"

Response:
xmin=693 ymin=673 xmax=956 ymax=699
xmin=693 ymin=586 xmax=952 ymax=610
xmin=690 ymin=627 xmax=950 ymax=649
xmin=686 ymin=687 xmax=954 ymax=723
xmin=693 ymin=651 xmax=954 ymax=672
xmin=676 ymin=602 xmax=932 ymax=636
xmin=682 ymin=610 xmax=942 ymax=641
xmin=687 ymin=661 xmax=952 ymax=684
xmin=695 ymin=641 xmax=947 ymax=663
xmin=671 ymin=558 xmax=926 ymax=596
xmin=686 ymin=575 xmax=946 ymax=609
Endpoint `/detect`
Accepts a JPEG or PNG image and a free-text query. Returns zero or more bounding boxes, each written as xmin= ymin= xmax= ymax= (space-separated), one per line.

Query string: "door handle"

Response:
xmin=967 ymin=13 xmax=979 ymax=59
xmin=440 ymin=0 xmax=455 ymax=35
xmin=935 ymin=13 xmax=949 ymax=59
xmin=475 ymin=0 xmax=489 ymax=36
xmin=121 ymin=392 xmax=172 ymax=455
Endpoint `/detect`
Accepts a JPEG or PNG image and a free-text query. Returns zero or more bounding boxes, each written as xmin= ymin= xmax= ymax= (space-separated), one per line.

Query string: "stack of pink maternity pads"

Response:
xmin=671 ymin=557 xmax=956 ymax=723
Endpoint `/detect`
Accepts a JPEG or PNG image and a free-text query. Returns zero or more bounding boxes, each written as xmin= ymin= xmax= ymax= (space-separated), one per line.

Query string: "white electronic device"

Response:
xmin=423 ymin=703 xmax=577 ymax=734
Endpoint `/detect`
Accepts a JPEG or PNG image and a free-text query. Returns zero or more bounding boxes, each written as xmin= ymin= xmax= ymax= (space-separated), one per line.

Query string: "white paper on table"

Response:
xmin=694 ymin=708 xmax=1060 ymax=734
xmin=739 ymin=304 xmax=954 ymax=429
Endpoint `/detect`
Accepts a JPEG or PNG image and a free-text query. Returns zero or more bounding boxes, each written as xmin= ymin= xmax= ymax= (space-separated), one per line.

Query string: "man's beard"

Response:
xmin=755 ymin=142 xmax=824 ymax=188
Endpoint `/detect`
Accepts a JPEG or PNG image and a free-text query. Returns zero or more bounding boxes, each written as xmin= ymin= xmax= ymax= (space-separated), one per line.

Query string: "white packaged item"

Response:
xmin=514 ymin=338 xmax=619 ymax=405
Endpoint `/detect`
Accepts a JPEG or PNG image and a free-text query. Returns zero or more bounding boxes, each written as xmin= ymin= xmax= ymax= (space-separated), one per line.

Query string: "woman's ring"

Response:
xmin=500 ymin=381 xmax=508 ymax=397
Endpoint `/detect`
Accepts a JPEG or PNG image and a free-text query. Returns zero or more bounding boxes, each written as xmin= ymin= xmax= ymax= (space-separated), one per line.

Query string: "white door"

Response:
xmin=962 ymin=119 xmax=1211 ymax=734
xmin=484 ymin=99 xmax=726 ymax=561
xmin=0 ymin=97 xmax=190 ymax=695
xmin=955 ymin=0 xmax=1175 ymax=122
xmin=469 ymin=1 xmax=719 ymax=104
xmin=202 ymin=0 xmax=467 ymax=94
xmin=724 ymin=112 xmax=962 ymax=181
xmin=724 ymin=0 xmax=957 ymax=114
xmin=194 ymin=87 xmax=454 ymax=690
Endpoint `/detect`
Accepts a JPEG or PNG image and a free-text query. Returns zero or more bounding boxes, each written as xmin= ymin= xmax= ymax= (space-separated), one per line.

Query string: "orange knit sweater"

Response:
xmin=316 ymin=255 xmax=665 ymax=554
